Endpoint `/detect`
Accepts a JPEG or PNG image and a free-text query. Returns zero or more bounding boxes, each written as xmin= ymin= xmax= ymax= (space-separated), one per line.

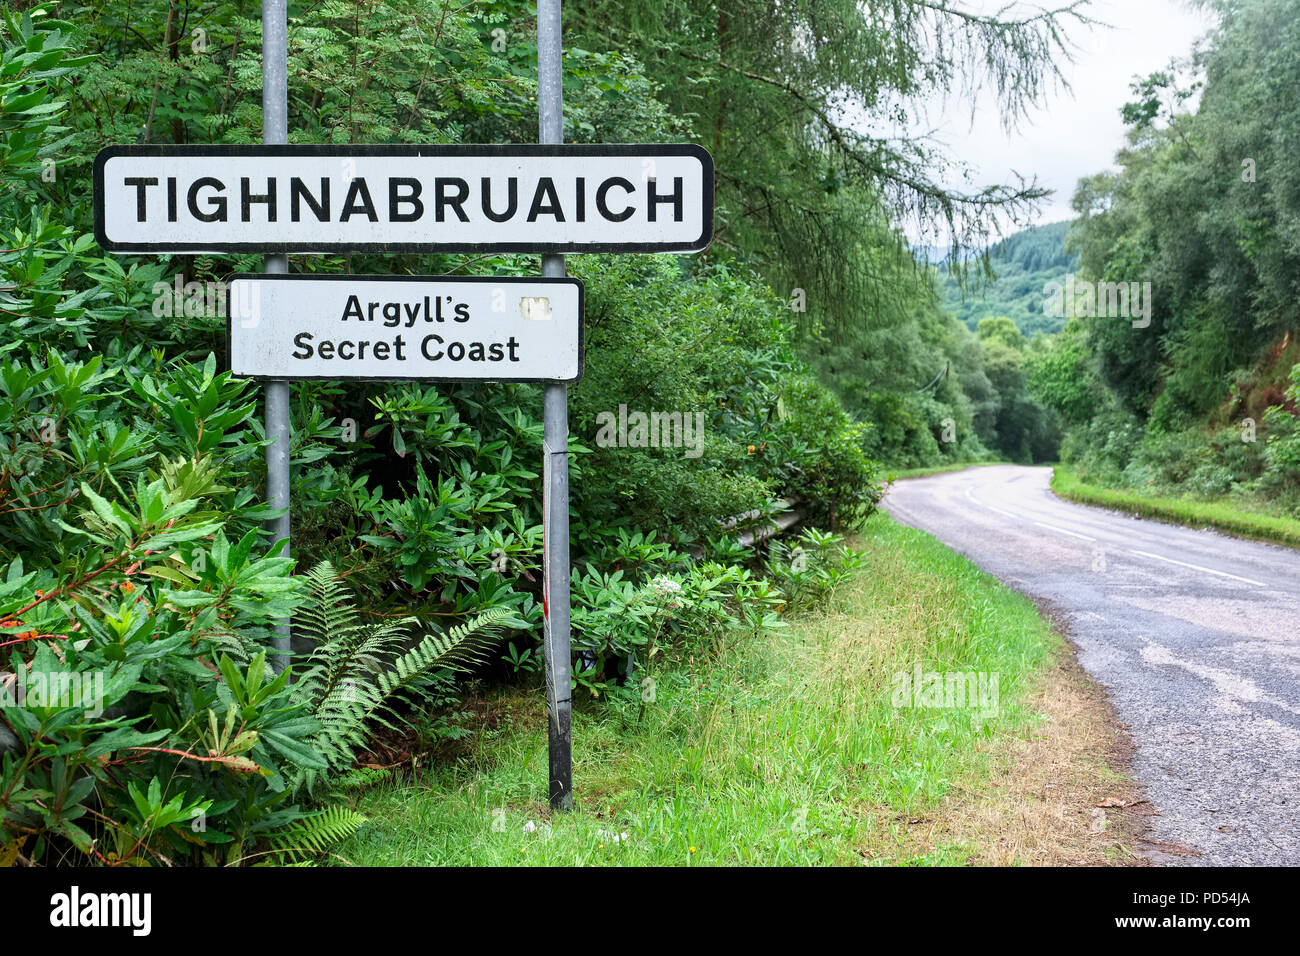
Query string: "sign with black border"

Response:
xmin=95 ymin=144 xmax=713 ymax=254
xmin=225 ymin=273 xmax=584 ymax=384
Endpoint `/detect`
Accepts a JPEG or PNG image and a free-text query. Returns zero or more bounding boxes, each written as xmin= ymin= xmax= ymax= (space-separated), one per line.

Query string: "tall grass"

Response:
xmin=336 ymin=514 xmax=1061 ymax=866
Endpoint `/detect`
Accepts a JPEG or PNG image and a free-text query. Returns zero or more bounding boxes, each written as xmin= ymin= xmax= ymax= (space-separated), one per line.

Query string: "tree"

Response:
xmin=569 ymin=0 xmax=1096 ymax=337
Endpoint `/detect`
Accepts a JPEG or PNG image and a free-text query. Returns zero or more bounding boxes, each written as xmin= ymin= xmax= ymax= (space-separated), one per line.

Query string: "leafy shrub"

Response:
xmin=1264 ymin=365 xmax=1300 ymax=490
xmin=570 ymin=255 xmax=882 ymax=537
xmin=0 ymin=3 xmax=888 ymax=867
xmin=569 ymin=559 xmax=786 ymax=698
xmin=1184 ymin=463 xmax=1236 ymax=499
xmin=764 ymin=528 xmax=868 ymax=611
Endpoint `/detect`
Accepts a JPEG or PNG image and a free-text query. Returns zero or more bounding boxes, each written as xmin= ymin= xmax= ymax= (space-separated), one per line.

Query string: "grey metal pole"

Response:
xmin=262 ymin=0 xmax=292 ymax=672
xmin=537 ymin=0 xmax=573 ymax=811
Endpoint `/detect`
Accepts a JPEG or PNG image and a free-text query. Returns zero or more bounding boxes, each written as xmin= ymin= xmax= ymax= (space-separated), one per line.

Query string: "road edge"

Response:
xmin=1051 ymin=466 xmax=1300 ymax=550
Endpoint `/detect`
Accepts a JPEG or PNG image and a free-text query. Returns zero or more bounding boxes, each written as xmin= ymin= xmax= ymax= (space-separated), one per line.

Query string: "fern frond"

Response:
xmin=294 ymin=562 xmax=408 ymax=717
xmin=202 ymin=626 xmax=256 ymax=664
xmin=331 ymin=766 xmax=395 ymax=793
xmin=288 ymin=561 xmax=513 ymax=794
xmin=368 ymin=606 xmax=510 ymax=722
xmin=296 ymin=562 xmax=359 ymax=646
xmin=263 ymin=805 xmax=367 ymax=864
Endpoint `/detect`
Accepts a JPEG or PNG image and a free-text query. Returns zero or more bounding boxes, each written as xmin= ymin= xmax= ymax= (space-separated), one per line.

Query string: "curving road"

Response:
xmin=883 ymin=465 xmax=1300 ymax=866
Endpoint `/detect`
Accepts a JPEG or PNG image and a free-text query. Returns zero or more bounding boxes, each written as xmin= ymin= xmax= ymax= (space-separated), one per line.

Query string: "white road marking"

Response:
xmin=1141 ymin=640 xmax=1300 ymax=717
xmin=1128 ymin=549 xmax=1267 ymax=588
xmin=965 ymin=487 xmax=1020 ymax=520
xmin=1034 ymin=520 xmax=1096 ymax=542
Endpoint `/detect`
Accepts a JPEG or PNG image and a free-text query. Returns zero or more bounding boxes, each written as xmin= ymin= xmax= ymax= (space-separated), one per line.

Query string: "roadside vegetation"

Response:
xmin=887 ymin=461 xmax=1011 ymax=481
xmin=336 ymin=515 xmax=1140 ymax=867
xmin=1023 ymin=0 xmax=1300 ymax=528
xmin=1 ymin=0 xmax=1101 ymax=867
xmin=1051 ymin=467 xmax=1300 ymax=548
xmin=937 ymin=221 xmax=1077 ymax=339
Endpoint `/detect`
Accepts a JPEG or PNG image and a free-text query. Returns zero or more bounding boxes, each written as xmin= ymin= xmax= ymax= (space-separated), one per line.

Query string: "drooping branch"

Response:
xmin=677 ymin=50 xmax=1050 ymax=255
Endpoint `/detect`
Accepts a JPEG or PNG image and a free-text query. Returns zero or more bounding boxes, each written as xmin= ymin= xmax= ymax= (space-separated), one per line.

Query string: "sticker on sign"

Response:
xmin=95 ymin=144 xmax=713 ymax=254
xmin=227 ymin=274 xmax=583 ymax=383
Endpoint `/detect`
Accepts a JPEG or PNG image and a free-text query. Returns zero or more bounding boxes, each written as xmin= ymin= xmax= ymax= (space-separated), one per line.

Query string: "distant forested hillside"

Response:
xmin=1025 ymin=0 xmax=1300 ymax=515
xmin=937 ymin=220 xmax=1078 ymax=337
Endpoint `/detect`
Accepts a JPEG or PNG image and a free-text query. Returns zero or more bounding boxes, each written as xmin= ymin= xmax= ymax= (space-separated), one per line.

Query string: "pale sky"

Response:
xmin=889 ymin=0 xmax=1218 ymax=245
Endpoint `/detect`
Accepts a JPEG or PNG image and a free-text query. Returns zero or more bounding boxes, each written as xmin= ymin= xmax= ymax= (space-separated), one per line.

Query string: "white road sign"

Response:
xmin=95 ymin=145 xmax=713 ymax=254
xmin=227 ymin=274 xmax=583 ymax=382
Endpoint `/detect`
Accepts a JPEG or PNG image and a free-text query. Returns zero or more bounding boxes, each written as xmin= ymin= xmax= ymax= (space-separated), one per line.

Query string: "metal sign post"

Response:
xmin=537 ymin=0 xmax=572 ymax=811
xmin=262 ymin=0 xmax=291 ymax=672
xmin=93 ymin=0 xmax=712 ymax=810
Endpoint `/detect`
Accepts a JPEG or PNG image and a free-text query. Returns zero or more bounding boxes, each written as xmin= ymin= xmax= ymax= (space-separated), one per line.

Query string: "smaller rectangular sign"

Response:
xmin=227 ymin=274 xmax=582 ymax=382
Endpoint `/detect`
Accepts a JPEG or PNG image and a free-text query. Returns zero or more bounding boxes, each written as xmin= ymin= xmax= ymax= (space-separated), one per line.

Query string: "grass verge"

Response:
xmin=1052 ymin=466 xmax=1300 ymax=548
xmin=886 ymin=461 xmax=1009 ymax=481
xmin=335 ymin=513 xmax=1141 ymax=866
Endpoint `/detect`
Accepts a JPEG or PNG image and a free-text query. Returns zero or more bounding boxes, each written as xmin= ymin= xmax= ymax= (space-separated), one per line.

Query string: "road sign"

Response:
xmin=94 ymin=144 xmax=713 ymax=254
xmin=93 ymin=0 xmax=712 ymax=813
xmin=226 ymin=274 xmax=583 ymax=382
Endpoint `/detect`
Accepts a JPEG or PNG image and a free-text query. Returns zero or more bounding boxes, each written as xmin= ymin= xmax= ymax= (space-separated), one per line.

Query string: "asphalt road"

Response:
xmin=883 ymin=465 xmax=1300 ymax=866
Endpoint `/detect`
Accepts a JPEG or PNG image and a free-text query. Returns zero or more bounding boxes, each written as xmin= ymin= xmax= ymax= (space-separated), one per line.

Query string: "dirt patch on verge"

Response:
xmin=896 ymin=640 xmax=1152 ymax=866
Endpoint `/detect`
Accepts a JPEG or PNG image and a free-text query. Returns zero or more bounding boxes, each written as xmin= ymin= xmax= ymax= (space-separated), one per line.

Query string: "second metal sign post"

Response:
xmin=94 ymin=0 xmax=713 ymax=813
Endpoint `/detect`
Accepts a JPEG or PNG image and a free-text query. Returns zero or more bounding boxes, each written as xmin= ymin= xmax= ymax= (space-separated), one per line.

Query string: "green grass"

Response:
xmin=886 ymin=460 xmax=1010 ymax=481
xmin=1051 ymin=466 xmax=1300 ymax=548
xmin=334 ymin=513 xmax=1062 ymax=866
